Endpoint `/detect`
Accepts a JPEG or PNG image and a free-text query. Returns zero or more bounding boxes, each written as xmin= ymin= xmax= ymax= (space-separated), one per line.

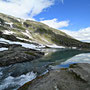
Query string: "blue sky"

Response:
xmin=35 ymin=0 xmax=90 ymax=31
xmin=0 ymin=0 xmax=90 ymax=42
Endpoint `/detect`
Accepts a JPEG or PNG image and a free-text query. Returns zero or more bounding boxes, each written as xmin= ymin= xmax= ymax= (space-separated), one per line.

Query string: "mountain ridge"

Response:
xmin=0 ymin=13 xmax=90 ymax=49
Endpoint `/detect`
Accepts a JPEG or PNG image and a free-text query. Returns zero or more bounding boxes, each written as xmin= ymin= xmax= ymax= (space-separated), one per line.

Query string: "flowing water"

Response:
xmin=0 ymin=49 xmax=90 ymax=90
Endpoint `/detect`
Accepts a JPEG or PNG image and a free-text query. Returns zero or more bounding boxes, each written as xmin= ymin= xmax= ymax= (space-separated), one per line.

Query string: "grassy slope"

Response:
xmin=0 ymin=13 xmax=90 ymax=49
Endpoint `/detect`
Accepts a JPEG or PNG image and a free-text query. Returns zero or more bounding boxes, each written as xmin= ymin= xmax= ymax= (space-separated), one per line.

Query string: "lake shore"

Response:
xmin=0 ymin=44 xmax=44 ymax=67
xmin=19 ymin=63 xmax=90 ymax=90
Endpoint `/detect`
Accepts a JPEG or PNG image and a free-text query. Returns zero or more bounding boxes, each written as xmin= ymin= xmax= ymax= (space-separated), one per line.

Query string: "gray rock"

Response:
xmin=19 ymin=63 xmax=90 ymax=90
xmin=0 ymin=44 xmax=44 ymax=67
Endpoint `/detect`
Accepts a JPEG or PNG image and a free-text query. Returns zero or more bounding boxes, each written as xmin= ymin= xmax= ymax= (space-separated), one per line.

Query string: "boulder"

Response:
xmin=19 ymin=63 xmax=90 ymax=90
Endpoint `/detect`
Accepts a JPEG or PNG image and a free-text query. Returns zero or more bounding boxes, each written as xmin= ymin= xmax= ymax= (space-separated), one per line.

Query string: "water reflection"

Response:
xmin=1 ymin=49 xmax=90 ymax=77
xmin=0 ymin=49 xmax=90 ymax=90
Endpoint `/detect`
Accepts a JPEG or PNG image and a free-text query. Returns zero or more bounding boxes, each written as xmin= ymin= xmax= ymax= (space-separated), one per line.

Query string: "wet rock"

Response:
xmin=19 ymin=63 xmax=90 ymax=90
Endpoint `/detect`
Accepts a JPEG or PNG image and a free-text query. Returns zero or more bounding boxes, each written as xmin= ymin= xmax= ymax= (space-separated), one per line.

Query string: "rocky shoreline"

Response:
xmin=19 ymin=63 xmax=90 ymax=90
xmin=0 ymin=43 xmax=44 ymax=67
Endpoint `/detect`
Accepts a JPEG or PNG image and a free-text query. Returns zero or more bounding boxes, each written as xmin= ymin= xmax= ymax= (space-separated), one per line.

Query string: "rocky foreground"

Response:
xmin=0 ymin=43 xmax=44 ymax=67
xmin=19 ymin=63 xmax=90 ymax=90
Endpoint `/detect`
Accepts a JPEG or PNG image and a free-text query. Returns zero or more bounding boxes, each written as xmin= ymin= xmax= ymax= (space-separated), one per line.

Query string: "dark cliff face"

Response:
xmin=0 ymin=13 xmax=90 ymax=49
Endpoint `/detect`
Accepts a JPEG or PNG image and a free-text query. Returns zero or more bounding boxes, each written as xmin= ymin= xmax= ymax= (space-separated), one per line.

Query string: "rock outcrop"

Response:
xmin=19 ymin=63 xmax=90 ymax=90
xmin=0 ymin=43 xmax=44 ymax=67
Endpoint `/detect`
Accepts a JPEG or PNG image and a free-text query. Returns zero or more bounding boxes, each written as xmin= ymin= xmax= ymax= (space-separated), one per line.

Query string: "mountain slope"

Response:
xmin=0 ymin=13 xmax=90 ymax=49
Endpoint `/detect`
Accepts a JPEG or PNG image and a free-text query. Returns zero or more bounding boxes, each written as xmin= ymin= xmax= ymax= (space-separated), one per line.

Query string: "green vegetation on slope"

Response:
xmin=0 ymin=13 xmax=90 ymax=49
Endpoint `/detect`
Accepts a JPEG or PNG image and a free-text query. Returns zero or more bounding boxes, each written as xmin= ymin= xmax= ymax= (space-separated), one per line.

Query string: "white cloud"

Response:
xmin=61 ymin=27 xmax=90 ymax=42
xmin=0 ymin=0 xmax=54 ymax=19
xmin=41 ymin=18 xmax=69 ymax=29
xmin=41 ymin=18 xmax=90 ymax=43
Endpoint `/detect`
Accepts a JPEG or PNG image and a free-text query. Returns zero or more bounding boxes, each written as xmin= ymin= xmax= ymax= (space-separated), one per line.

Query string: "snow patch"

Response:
xmin=22 ymin=30 xmax=33 ymax=39
xmin=5 ymin=22 xmax=13 ymax=28
xmin=17 ymin=37 xmax=46 ymax=49
xmin=3 ymin=30 xmax=14 ymax=35
xmin=0 ymin=38 xmax=38 ymax=49
xmin=17 ymin=19 xmax=21 ymax=22
xmin=0 ymin=38 xmax=46 ymax=49
xmin=0 ymin=41 xmax=8 ymax=44
xmin=0 ymin=47 xmax=8 ymax=51
xmin=72 ymin=47 xmax=77 ymax=49
xmin=45 ymin=52 xmax=49 ymax=56
xmin=46 ymin=44 xmax=65 ymax=48
xmin=16 ymin=37 xmax=33 ymax=42
xmin=68 ymin=47 xmax=77 ymax=49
